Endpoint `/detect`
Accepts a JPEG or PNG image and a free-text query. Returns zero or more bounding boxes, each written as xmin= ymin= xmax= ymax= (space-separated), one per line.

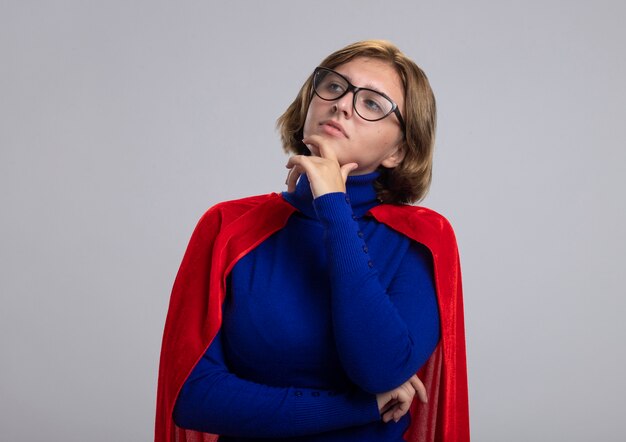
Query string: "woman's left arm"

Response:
xmin=314 ymin=192 xmax=440 ymax=394
xmin=286 ymin=137 xmax=440 ymax=394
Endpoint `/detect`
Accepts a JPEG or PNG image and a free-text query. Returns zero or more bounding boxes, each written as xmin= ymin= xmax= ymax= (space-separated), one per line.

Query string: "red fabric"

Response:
xmin=155 ymin=194 xmax=469 ymax=442
xmin=369 ymin=205 xmax=470 ymax=441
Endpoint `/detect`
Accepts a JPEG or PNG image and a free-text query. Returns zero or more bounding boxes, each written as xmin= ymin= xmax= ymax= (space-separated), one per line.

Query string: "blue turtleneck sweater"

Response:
xmin=173 ymin=172 xmax=440 ymax=441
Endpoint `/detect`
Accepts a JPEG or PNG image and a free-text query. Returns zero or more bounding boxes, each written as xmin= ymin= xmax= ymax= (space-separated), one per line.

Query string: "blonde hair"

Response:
xmin=276 ymin=40 xmax=437 ymax=204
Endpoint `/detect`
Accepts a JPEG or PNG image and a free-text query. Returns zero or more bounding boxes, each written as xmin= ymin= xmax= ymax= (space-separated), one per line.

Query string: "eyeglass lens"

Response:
xmin=314 ymin=69 xmax=394 ymax=122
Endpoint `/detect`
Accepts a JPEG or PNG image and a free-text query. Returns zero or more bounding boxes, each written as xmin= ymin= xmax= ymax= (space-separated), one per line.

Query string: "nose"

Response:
xmin=333 ymin=91 xmax=354 ymax=118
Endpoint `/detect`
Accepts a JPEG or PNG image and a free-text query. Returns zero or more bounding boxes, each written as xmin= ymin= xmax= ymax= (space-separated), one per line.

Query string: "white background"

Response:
xmin=1 ymin=1 xmax=625 ymax=440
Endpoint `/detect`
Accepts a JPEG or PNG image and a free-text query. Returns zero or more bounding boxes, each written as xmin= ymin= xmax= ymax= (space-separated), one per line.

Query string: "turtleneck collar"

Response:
xmin=281 ymin=171 xmax=381 ymax=219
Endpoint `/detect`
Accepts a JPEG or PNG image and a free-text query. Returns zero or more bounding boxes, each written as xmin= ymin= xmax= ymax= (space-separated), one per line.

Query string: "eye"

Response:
xmin=363 ymin=98 xmax=384 ymax=114
xmin=324 ymin=80 xmax=346 ymax=95
xmin=356 ymin=90 xmax=393 ymax=119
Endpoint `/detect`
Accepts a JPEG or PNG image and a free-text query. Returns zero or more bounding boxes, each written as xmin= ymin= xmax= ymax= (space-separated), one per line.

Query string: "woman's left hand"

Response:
xmin=286 ymin=135 xmax=358 ymax=198
xmin=376 ymin=374 xmax=428 ymax=423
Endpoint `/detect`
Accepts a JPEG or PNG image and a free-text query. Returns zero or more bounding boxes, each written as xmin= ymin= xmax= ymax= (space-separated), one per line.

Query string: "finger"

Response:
xmin=301 ymin=136 xmax=321 ymax=158
xmin=382 ymin=402 xmax=399 ymax=423
xmin=391 ymin=395 xmax=412 ymax=423
xmin=380 ymin=398 xmax=397 ymax=415
xmin=286 ymin=155 xmax=318 ymax=178
xmin=340 ymin=162 xmax=359 ymax=182
xmin=383 ymin=400 xmax=408 ymax=424
xmin=380 ymin=395 xmax=400 ymax=423
xmin=286 ymin=155 xmax=313 ymax=192
xmin=286 ymin=154 xmax=307 ymax=169
xmin=285 ymin=165 xmax=302 ymax=193
xmin=317 ymin=142 xmax=337 ymax=162
xmin=302 ymin=135 xmax=338 ymax=162
xmin=392 ymin=409 xmax=404 ymax=423
xmin=382 ymin=409 xmax=395 ymax=423
xmin=301 ymin=137 xmax=320 ymax=157
xmin=409 ymin=375 xmax=428 ymax=404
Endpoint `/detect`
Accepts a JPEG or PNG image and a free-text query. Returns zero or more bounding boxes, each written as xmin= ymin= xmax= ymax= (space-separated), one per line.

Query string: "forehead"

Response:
xmin=333 ymin=57 xmax=404 ymax=103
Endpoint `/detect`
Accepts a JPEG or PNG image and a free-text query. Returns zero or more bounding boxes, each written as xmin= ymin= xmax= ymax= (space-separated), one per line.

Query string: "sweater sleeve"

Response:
xmin=173 ymin=330 xmax=381 ymax=438
xmin=313 ymin=193 xmax=441 ymax=394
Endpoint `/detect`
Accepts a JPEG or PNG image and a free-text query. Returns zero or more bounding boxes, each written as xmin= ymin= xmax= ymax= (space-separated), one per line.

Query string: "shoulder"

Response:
xmin=370 ymin=204 xmax=455 ymax=237
xmin=211 ymin=193 xmax=283 ymax=212
xmin=192 ymin=193 xmax=295 ymax=238
xmin=369 ymin=204 xmax=459 ymax=260
xmin=198 ymin=193 xmax=284 ymax=224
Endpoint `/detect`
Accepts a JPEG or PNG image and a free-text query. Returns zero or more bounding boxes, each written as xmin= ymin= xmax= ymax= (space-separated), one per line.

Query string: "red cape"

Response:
xmin=155 ymin=193 xmax=469 ymax=441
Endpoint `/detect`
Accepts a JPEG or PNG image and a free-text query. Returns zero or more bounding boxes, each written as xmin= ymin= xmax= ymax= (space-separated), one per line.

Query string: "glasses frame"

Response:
xmin=312 ymin=67 xmax=406 ymax=134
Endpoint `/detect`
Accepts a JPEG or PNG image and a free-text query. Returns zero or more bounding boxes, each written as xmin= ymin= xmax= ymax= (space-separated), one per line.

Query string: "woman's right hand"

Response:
xmin=285 ymin=135 xmax=358 ymax=198
xmin=376 ymin=374 xmax=428 ymax=423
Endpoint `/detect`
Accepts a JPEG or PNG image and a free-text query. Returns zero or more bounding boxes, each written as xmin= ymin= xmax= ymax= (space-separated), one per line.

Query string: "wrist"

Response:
xmin=313 ymin=192 xmax=353 ymax=225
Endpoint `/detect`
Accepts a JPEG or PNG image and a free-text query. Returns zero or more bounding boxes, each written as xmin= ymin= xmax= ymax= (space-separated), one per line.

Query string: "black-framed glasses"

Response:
xmin=312 ymin=67 xmax=406 ymax=133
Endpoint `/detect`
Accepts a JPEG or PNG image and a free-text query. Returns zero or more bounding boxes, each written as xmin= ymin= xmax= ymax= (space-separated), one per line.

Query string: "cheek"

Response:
xmin=379 ymin=125 xmax=403 ymax=147
xmin=302 ymin=104 xmax=316 ymax=138
xmin=371 ymin=127 xmax=394 ymax=148
xmin=364 ymin=127 xmax=401 ymax=157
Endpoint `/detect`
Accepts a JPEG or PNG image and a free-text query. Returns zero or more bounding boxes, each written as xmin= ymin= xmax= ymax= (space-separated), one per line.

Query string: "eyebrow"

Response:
xmin=341 ymin=72 xmax=384 ymax=94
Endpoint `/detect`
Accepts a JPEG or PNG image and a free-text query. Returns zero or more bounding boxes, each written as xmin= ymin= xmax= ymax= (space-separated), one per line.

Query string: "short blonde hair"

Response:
xmin=276 ymin=40 xmax=436 ymax=204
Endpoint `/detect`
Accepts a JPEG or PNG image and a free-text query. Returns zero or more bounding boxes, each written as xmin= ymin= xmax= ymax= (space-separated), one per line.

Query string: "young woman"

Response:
xmin=156 ymin=40 xmax=469 ymax=442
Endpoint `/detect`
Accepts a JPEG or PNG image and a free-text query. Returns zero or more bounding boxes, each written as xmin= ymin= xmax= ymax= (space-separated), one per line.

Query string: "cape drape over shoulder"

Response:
xmin=155 ymin=193 xmax=470 ymax=442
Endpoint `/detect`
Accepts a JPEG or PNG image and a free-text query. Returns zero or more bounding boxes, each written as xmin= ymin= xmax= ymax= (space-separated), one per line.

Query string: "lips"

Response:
xmin=320 ymin=120 xmax=348 ymax=138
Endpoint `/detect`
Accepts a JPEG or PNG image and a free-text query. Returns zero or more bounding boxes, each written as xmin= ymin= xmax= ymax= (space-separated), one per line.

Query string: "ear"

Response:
xmin=380 ymin=143 xmax=405 ymax=169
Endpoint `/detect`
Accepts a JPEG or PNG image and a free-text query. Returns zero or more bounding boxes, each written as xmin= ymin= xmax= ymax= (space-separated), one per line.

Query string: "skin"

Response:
xmin=286 ymin=57 xmax=427 ymax=422
xmin=286 ymin=57 xmax=406 ymax=197
xmin=377 ymin=375 xmax=428 ymax=423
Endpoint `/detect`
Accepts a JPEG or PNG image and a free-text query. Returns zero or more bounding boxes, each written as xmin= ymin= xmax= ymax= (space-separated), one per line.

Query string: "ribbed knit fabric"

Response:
xmin=173 ymin=172 xmax=440 ymax=441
